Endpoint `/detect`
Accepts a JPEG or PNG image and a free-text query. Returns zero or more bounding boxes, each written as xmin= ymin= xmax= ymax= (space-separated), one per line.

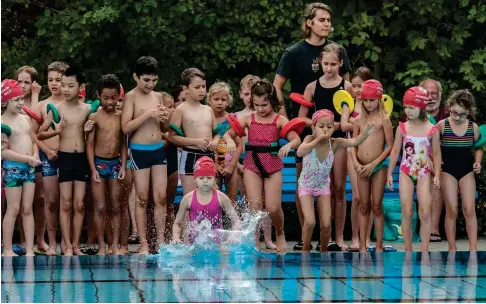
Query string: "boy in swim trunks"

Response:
xmin=2 ymin=79 xmax=42 ymax=256
xmin=39 ymin=67 xmax=92 ymax=256
xmin=86 ymin=74 xmax=127 ymax=255
xmin=121 ymin=56 xmax=170 ymax=254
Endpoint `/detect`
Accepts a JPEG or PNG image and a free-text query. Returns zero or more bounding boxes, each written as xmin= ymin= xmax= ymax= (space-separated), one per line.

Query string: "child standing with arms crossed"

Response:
xmin=86 ymin=75 xmax=127 ymax=255
xmin=351 ymin=80 xmax=393 ymax=253
xmin=387 ymin=87 xmax=441 ymax=252
xmin=224 ymin=80 xmax=301 ymax=253
xmin=2 ymin=79 xmax=41 ymax=256
xmin=437 ymin=90 xmax=482 ymax=251
xmin=297 ymin=109 xmax=375 ymax=252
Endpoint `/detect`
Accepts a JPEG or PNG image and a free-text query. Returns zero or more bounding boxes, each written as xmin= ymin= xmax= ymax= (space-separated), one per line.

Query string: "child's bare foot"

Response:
xmin=336 ymin=240 xmax=348 ymax=251
xmin=25 ymin=250 xmax=35 ymax=257
xmin=106 ymin=245 xmax=113 ymax=255
xmin=265 ymin=241 xmax=277 ymax=250
xmin=63 ymin=248 xmax=73 ymax=256
xmin=118 ymin=246 xmax=129 ymax=255
xmin=275 ymin=234 xmax=287 ymax=254
xmin=37 ymin=241 xmax=49 ymax=253
xmin=46 ymin=247 xmax=57 ymax=256
xmin=73 ymin=248 xmax=86 ymax=256
xmin=97 ymin=246 xmax=106 ymax=256
xmin=138 ymin=243 xmax=149 ymax=255
xmin=2 ymin=250 xmax=18 ymax=257
xmin=376 ymin=246 xmax=383 ymax=253
xmin=349 ymin=238 xmax=359 ymax=251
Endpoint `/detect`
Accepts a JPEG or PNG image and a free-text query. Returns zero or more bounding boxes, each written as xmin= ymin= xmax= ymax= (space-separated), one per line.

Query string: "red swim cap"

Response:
xmin=78 ymin=88 xmax=86 ymax=98
xmin=1 ymin=79 xmax=24 ymax=104
xmin=194 ymin=156 xmax=216 ymax=178
xmin=403 ymin=86 xmax=428 ymax=110
xmin=120 ymin=84 xmax=125 ymax=98
xmin=360 ymin=79 xmax=383 ymax=100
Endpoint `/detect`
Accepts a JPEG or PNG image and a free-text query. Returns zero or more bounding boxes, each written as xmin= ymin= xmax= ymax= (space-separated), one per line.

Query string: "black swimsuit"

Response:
xmin=441 ymin=119 xmax=474 ymax=181
xmin=313 ymin=78 xmax=347 ymax=138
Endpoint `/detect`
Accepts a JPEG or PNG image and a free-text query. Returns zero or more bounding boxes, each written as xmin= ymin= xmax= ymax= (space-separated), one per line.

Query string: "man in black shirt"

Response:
xmin=273 ymin=2 xmax=351 ymax=251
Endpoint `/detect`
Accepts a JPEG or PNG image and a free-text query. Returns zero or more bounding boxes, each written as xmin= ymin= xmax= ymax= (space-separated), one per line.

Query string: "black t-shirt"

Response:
xmin=276 ymin=39 xmax=352 ymax=119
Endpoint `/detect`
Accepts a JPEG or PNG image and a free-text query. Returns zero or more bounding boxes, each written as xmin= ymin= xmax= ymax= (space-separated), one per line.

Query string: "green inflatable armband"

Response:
xmin=1 ymin=124 xmax=12 ymax=137
xmin=47 ymin=103 xmax=60 ymax=130
xmin=86 ymin=99 xmax=101 ymax=114
xmin=169 ymin=123 xmax=185 ymax=137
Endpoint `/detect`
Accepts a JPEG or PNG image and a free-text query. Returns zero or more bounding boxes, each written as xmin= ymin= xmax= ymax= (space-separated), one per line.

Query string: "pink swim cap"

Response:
xmin=311 ymin=109 xmax=334 ymax=125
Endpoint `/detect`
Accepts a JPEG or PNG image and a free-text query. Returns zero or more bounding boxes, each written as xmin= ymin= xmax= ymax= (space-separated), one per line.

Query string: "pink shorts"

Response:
xmin=298 ymin=187 xmax=331 ymax=198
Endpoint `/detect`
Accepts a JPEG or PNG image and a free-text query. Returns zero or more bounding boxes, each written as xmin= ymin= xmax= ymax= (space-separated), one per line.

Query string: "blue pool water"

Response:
xmin=2 ymin=250 xmax=486 ymax=302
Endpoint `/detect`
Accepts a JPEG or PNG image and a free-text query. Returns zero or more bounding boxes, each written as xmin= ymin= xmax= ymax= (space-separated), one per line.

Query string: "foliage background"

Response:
xmin=2 ymin=0 xmax=485 ymax=236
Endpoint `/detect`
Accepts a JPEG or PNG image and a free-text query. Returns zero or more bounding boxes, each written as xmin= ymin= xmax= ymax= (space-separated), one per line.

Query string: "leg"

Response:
xmin=262 ymin=212 xmax=276 ymax=249
xmin=85 ymin=184 xmax=97 ymax=246
xmin=263 ymin=171 xmax=286 ymax=253
xmin=399 ymin=173 xmax=415 ymax=252
xmin=108 ymin=178 xmax=123 ymax=254
xmin=133 ymin=168 xmax=151 ymax=254
xmin=105 ymin=215 xmax=113 ymax=254
xmin=357 ymin=175 xmax=371 ymax=253
xmin=128 ymin=181 xmax=138 ymax=240
xmin=43 ymin=176 xmax=60 ymax=255
xmin=316 ymin=195 xmax=332 ymax=252
xmin=243 ymin=169 xmax=264 ymax=249
xmin=165 ymin=171 xmax=178 ymax=243
xmin=225 ymin=168 xmax=240 ymax=208
xmin=294 ymin=162 xmax=304 ymax=247
xmin=440 ymin=172 xmax=459 ymax=251
xmin=299 ymin=194 xmax=316 ymax=252
xmin=21 ymin=183 xmax=36 ymax=256
xmin=59 ymin=182 xmax=74 ymax=256
xmin=370 ymin=168 xmax=387 ymax=252
xmin=347 ymin=151 xmax=360 ymax=251
xmin=151 ymin=165 xmax=168 ymax=248
xmin=416 ymin=175 xmax=433 ymax=253
xmin=119 ymin=171 xmax=132 ymax=253
xmin=34 ymin=173 xmax=48 ymax=251
xmin=72 ymin=181 xmax=87 ymax=255
xmin=331 ymin=148 xmax=348 ymax=250
xmin=2 ymin=187 xmax=22 ymax=256
xmin=91 ymin=178 xmax=107 ymax=255
xmin=430 ymin=173 xmax=443 ymax=242
xmin=458 ymin=173 xmax=477 ymax=251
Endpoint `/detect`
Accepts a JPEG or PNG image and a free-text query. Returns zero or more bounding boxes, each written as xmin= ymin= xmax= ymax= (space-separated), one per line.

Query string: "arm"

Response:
xmin=86 ymin=115 xmax=98 ymax=181
xmin=387 ymin=127 xmax=403 ymax=179
xmin=274 ymin=74 xmax=288 ymax=118
xmin=333 ymin=123 xmax=375 ymax=150
xmin=298 ymin=82 xmax=315 ymax=122
xmin=172 ymin=195 xmax=191 ymax=243
xmin=227 ymin=136 xmax=243 ymax=171
xmin=2 ymin=149 xmax=34 ymax=163
xmin=30 ymin=112 xmax=53 ymax=155
xmin=339 ymin=82 xmax=354 ymax=132
xmin=219 ymin=192 xmax=241 ymax=230
xmin=431 ymin=131 xmax=442 ymax=178
xmin=473 ymin=123 xmax=483 ymax=171
xmin=210 ymin=110 xmax=221 ymax=148
xmin=37 ymin=111 xmax=61 ymax=140
xmin=121 ymin=94 xmax=151 ymax=134
xmin=296 ymin=135 xmax=319 ymax=158
xmin=350 ymin=119 xmax=361 ymax=169
xmin=370 ymin=118 xmax=394 ymax=168
xmin=120 ymin=132 xmax=127 ymax=168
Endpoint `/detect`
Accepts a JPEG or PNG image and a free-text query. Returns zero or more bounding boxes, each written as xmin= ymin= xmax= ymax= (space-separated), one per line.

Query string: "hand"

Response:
xmin=31 ymin=81 xmax=41 ymax=95
xmin=205 ymin=139 xmax=218 ymax=152
xmin=28 ymin=156 xmax=41 ymax=167
xmin=92 ymin=171 xmax=101 ymax=183
xmin=358 ymin=162 xmax=377 ymax=178
xmin=47 ymin=149 xmax=58 ymax=161
xmin=226 ymin=139 xmax=236 ymax=155
xmin=433 ymin=175 xmax=440 ymax=189
xmin=195 ymin=138 xmax=210 ymax=151
xmin=387 ymin=174 xmax=394 ymax=191
xmin=84 ymin=120 xmax=95 ymax=133
xmin=215 ymin=163 xmax=224 ymax=174
xmin=278 ymin=143 xmax=292 ymax=158
xmin=118 ymin=167 xmax=126 ymax=180
xmin=53 ymin=116 xmax=67 ymax=134
xmin=364 ymin=122 xmax=376 ymax=135
xmin=221 ymin=164 xmax=235 ymax=176
xmin=473 ymin=162 xmax=482 ymax=174
xmin=1 ymin=134 xmax=9 ymax=146
xmin=353 ymin=161 xmax=362 ymax=173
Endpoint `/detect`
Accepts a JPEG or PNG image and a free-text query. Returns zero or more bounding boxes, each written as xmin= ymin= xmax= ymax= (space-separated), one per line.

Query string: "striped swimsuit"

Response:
xmin=441 ymin=119 xmax=474 ymax=181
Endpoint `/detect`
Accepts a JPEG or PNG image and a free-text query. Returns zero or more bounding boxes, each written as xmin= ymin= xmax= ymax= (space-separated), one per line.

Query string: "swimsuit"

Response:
xmin=441 ymin=118 xmax=474 ymax=181
xmin=243 ymin=113 xmax=283 ymax=178
xmin=2 ymin=160 xmax=36 ymax=187
xmin=95 ymin=156 xmax=121 ymax=179
xmin=39 ymin=149 xmax=58 ymax=177
xmin=398 ymin=122 xmax=438 ymax=183
xmin=57 ymin=151 xmax=90 ymax=183
xmin=298 ymin=141 xmax=334 ymax=198
xmin=166 ymin=143 xmax=179 ymax=176
xmin=128 ymin=141 xmax=167 ymax=170
xmin=188 ymin=190 xmax=223 ymax=244
xmin=313 ymin=78 xmax=347 ymax=138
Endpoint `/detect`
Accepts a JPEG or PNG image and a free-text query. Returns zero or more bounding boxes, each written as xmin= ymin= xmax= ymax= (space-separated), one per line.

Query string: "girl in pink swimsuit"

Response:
xmin=296 ymin=109 xmax=375 ymax=252
xmin=387 ymin=87 xmax=442 ymax=253
xmin=172 ymin=157 xmax=240 ymax=245
xmin=223 ymin=80 xmax=301 ymax=253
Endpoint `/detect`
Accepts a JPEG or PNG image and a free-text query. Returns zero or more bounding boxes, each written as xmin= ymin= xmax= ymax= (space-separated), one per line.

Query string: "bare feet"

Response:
xmin=97 ymin=246 xmax=106 ymax=256
xmin=37 ymin=241 xmax=49 ymax=252
xmin=138 ymin=243 xmax=149 ymax=255
xmin=265 ymin=241 xmax=277 ymax=250
xmin=335 ymin=240 xmax=348 ymax=251
xmin=118 ymin=246 xmax=129 ymax=255
xmin=349 ymin=238 xmax=359 ymax=251
xmin=46 ymin=247 xmax=57 ymax=256
xmin=25 ymin=250 xmax=35 ymax=257
xmin=63 ymin=248 xmax=73 ymax=256
xmin=2 ymin=250 xmax=18 ymax=257
xmin=275 ymin=234 xmax=287 ymax=254
xmin=73 ymin=248 xmax=86 ymax=256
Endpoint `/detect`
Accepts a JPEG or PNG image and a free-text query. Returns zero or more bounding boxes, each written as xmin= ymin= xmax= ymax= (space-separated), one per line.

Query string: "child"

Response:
xmin=172 ymin=157 xmax=240 ymax=244
xmin=1 ymin=79 xmax=41 ymax=256
xmin=347 ymin=66 xmax=374 ymax=251
xmin=350 ymin=80 xmax=393 ymax=252
xmin=387 ymin=86 xmax=441 ymax=252
xmin=34 ymin=61 xmax=69 ymax=255
xmin=207 ymin=82 xmax=242 ymax=205
xmin=169 ymin=68 xmax=220 ymax=195
xmin=224 ymin=79 xmax=301 ymax=253
xmin=39 ymin=66 xmax=91 ymax=256
xmin=86 ymin=74 xmax=127 ymax=255
xmin=437 ymin=90 xmax=481 ymax=251
xmin=300 ymin=43 xmax=354 ymax=251
xmin=121 ymin=56 xmax=170 ymax=254
xmin=172 ymin=85 xmax=187 ymax=108
xmin=236 ymin=75 xmax=276 ymax=250
xmin=297 ymin=109 xmax=374 ymax=252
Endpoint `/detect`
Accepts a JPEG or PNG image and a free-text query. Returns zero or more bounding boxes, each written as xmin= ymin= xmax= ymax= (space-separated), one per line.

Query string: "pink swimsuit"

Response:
xmin=298 ymin=141 xmax=334 ymax=198
xmin=189 ymin=190 xmax=223 ymax=243
xmin=398 ymin=122 xmax=438 ymax=182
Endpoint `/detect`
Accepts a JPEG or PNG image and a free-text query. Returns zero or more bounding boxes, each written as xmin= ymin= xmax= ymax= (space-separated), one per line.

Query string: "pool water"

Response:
xmin=2 ymin=250 xmax=486 ymax=302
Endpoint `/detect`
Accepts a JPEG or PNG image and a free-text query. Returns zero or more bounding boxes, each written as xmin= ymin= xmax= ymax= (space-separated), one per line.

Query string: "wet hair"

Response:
xmin=446 ymin=89 xmax=477 ymax=118
xmin=320 ymin=42 xmax=344 ymax=63
xmin=135 ymin=56 xmax=158 ymax=77
xmin=15 ymin=66 xmax=38 ymax=82
xmin=360 ymin=98 xmax=388 ymax=125
xmin=240 ymin=75 xmax=260 ymax=90
xmin=47 ymin=61 xmax=69 ymax=74
xmin=250 ymin=79 xmax=281 ymax=112
xmin=171 ymin=85 xmax=184 ymax=101
xmin=97 ymin=74 xmax=120 ymax=95
xmin=63 ymin=66 xmax=86 ymax=85
xmin=302 ymin=2 xmax=333 ymax=38
xmin=208 ymin=82 xmax=233 ymax=106
xmin=351 ymin=66 xmax=373 ymax=82
xmin=181 ymin=68 xmax=205 ymax=87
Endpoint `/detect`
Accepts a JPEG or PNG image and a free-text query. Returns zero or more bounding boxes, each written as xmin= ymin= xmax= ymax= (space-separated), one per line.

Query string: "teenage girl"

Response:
xmin=387 ymin=87 xmax=442 ymax=252
xmin=436 ymin=89 xmax=482 ymax=251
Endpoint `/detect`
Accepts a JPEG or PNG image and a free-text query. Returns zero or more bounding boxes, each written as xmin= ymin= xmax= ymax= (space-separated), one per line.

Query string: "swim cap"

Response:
xmin=403 ymin=86 xmax=428 ymax=109
xmin=78 ymin=88 xmax=86 ymax=98
xmin=120 ymin=84 xmax=125 ymax=98
xmin=360 ymin=79 xmax=383 ymax=100
xmin=1 ymin=79 xmax=24 ymax=104
xmin=194 ymin=156 xmax=216 ymax=178
xmin=312 ymin=109 xmax=334 ymax=125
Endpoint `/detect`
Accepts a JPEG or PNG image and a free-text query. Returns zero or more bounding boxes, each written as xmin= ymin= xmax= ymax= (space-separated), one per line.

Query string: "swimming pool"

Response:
xmin=2 ymin=251 xmax=485 ymax=302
